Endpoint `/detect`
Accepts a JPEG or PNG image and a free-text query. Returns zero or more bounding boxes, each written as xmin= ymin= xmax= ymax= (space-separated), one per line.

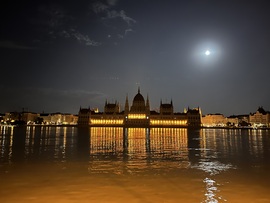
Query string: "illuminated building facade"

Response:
xmin=78 ymin=88 xmax=202 ymax=127
xmin=201 ymin=114 xmax=227 ymax=127
xmin=124 ymin=88 xmax=150 ymax=127
xmin=249 ymin=106 xmax=270 ymax=128
xmin=39 ymin=112 xmax=78 ymax=125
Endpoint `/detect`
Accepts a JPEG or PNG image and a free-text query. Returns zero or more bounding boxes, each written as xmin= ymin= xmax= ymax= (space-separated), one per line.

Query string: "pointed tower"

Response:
xmin=124 ymin=94 xmax=129 ymax=115
xmin=171 ymin=99 xmax=174 ymax=113
xmin=146 ymin=94 xmax=150 ymax=114
xmin=160 ymin=99 xmax=163 ymax=114
xmin=104 ymin=99 xmax=108 ymax=114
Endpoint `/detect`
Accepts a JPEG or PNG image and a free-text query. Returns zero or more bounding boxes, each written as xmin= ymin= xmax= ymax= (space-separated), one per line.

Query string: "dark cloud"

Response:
xmin=0 ymin=41 xmax=37 ymax=50
xmin=107 ymin=0 xmax=118 ymax=6
xmin=60 ymin=29 xmax=102 ymax=46
xmin=125 ymin=28 xmax=133 ymax=35
xmin=92 ymin=2 xmax=109 ymax=14
xmin=92 ymin=0 xmax=136 ymax=39
xmin=34 ymin=3 xmax=101 ymax=47
xmin=104 ymin=10 xmax=136 ymax=26
xmin=38 ymin=4 xmax=68 ymax=28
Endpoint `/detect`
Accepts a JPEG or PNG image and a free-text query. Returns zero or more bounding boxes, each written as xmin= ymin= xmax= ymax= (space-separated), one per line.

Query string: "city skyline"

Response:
xmin=1 ymin=1 xmax=270 ymax=116
xmin=1 ymin=87 xmax=268 ymax=118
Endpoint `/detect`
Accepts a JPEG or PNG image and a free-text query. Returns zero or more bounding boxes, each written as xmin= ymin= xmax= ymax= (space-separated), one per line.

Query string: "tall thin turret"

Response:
xmin=146 ymin=94 xmax=150 ymax=114
xmin=124 ymin=94 xmax=129 ymax=115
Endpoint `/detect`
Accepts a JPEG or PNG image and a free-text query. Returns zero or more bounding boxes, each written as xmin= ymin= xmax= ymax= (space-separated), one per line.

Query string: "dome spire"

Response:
xmin=130 ymin=87 xmax=146 ymax=113
xmin=138 ymin=86 xmax=140 ymax=94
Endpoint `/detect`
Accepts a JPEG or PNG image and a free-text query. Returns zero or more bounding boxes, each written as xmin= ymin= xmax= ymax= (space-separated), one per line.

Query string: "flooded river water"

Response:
xmin=1 ymin=126 xmax=270 ymax=202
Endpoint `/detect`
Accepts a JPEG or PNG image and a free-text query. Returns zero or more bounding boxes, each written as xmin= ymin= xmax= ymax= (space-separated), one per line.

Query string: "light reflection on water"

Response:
xmin=203 ymin=178 xmax=220 ymax=203
xmin=0 ymin=126 xmax=270 ymax=202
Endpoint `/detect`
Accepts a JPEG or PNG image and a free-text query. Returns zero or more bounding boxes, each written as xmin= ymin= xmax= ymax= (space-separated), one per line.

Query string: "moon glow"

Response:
xmin=205 ymin=50 xmax=211 ymax=56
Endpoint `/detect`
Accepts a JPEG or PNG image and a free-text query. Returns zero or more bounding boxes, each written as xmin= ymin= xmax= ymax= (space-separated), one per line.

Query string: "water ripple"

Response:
xmin=192 ymin=160 xmax=234 ymax=175
xmin=203 ymin=178 xmax=219 ymax=203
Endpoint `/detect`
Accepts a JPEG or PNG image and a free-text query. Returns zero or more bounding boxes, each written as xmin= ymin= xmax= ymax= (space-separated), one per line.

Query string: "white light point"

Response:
xmin=205 ymin=50 xmax=211 ymax=56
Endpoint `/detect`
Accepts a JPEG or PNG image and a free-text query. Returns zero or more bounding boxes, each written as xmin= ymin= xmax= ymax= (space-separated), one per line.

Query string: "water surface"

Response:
xmin=1 ymin=126 xmax=270 ymax=202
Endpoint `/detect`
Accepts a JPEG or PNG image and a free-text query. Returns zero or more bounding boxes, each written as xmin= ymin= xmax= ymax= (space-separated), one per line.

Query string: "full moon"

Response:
xmin=205 ymin=50 xmax=211 ymax=56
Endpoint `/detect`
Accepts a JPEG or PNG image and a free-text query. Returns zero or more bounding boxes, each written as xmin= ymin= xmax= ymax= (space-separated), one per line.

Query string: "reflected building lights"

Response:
xmin=25 ymin=126 xmax=30 ymax=156
xmin=90 ymin=127 xmax=124 ymax=155
xmin=0 ymin=126 xmax=268 ymax=169
xmin=62 ymin=127 xmax=67 ymax=160
xmin=8 ymin=127 xmax=13 ymax=162
xmin=199 ymin=129 xmax=266 ymax=161
xmin=151 ymin=128 xmax=187 ymax=149
xmin=126 ymin=128 xmax=147 ymax=155
xmin=0 ymin=127 xmax=5 ymax=159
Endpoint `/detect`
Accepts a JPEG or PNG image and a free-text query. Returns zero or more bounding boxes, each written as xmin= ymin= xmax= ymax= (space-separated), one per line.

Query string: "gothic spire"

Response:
xmin=146 ymin=93 xmax=150 ymax=114
xmin=125 ymin=94 xmax=129 ymax=114
xmin=146 ymin=94 xmax=150 ymax=106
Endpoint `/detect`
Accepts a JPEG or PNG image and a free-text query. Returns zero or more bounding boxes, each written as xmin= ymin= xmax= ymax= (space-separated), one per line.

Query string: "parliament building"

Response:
xmin=78 ymin=88 xmax=202 ymax=127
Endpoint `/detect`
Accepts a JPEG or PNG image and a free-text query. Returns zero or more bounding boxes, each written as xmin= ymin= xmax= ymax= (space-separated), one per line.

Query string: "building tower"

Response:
xmin=125 ymin=87 xmax=150 ymax=127
xmin=124 ymin=94 xmax=129 ymax=115
xmin=104 ymin=100 xmax=120 ymax=114
xmin=130 ymin=87 xmax=146 ymax=113
xmin=160 ymin=99 xmax=174 ymax=115
xmin=146 ymin=94 xmax=150 ymax=115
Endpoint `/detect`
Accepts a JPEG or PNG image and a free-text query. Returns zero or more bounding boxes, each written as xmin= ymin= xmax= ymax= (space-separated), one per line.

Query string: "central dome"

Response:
xmin=133 ymin=92 xmax=145 ymax=103
xmin=130 ymin=87 xmax=146 ymax=113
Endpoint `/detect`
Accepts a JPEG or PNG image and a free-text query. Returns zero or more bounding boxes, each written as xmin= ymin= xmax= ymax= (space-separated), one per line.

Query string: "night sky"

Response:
xmin=1 ymin=0 xmax=270 ymax=116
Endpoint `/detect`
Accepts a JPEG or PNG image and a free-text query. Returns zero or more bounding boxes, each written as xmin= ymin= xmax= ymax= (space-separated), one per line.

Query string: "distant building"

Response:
xmin=238 ymin=115 xmax=249 ymax=123
xmin=104 ymin=100 xmax=120 ymax=114
xmin=201 ymin=114 xmax=226 ymax=127
xmin=21 ymin=112 xmax=39 ymax=124
xmin=78 ymin=108 xmax=91 ymax=126
xmin=4 ymin=112 xmax=21 ymax=124
xmin=187 ymin=107 xmax=202 ymax=127
xmin=236 ymin=115 xmax=250 ymax=126
xmin=3 ymin=111 xmax=38 ymax=125
xmin=39 ymin=113 xmax=51 ymax=124
xmin=62 ymin=114 xmax=78 ymax=125
xmin=78 ymin=88 xmax=202 ymax=127
xmin=249 ymin=106 xmax=270 ymax=127
xmin=160 ymin=100 xmax=174 ymax=115
xmin=226 ymin=115 xmax=239 ymax=127
xmin=38 ymin=112 xmax=78 ymax=125
xmin=0 ymin=113 xmax=4 ymax=124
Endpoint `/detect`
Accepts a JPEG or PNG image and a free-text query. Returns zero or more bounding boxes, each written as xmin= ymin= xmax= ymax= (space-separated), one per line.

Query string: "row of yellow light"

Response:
xmin=91 ymin=119 xmax=123 ymax=125
xmin=150 ymin=120 xmax=187 ymax=125
xmin=90 ymin=118 xmax=187 ymax=125
xmin=128 ymin=114 xmax=147 ymax=119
